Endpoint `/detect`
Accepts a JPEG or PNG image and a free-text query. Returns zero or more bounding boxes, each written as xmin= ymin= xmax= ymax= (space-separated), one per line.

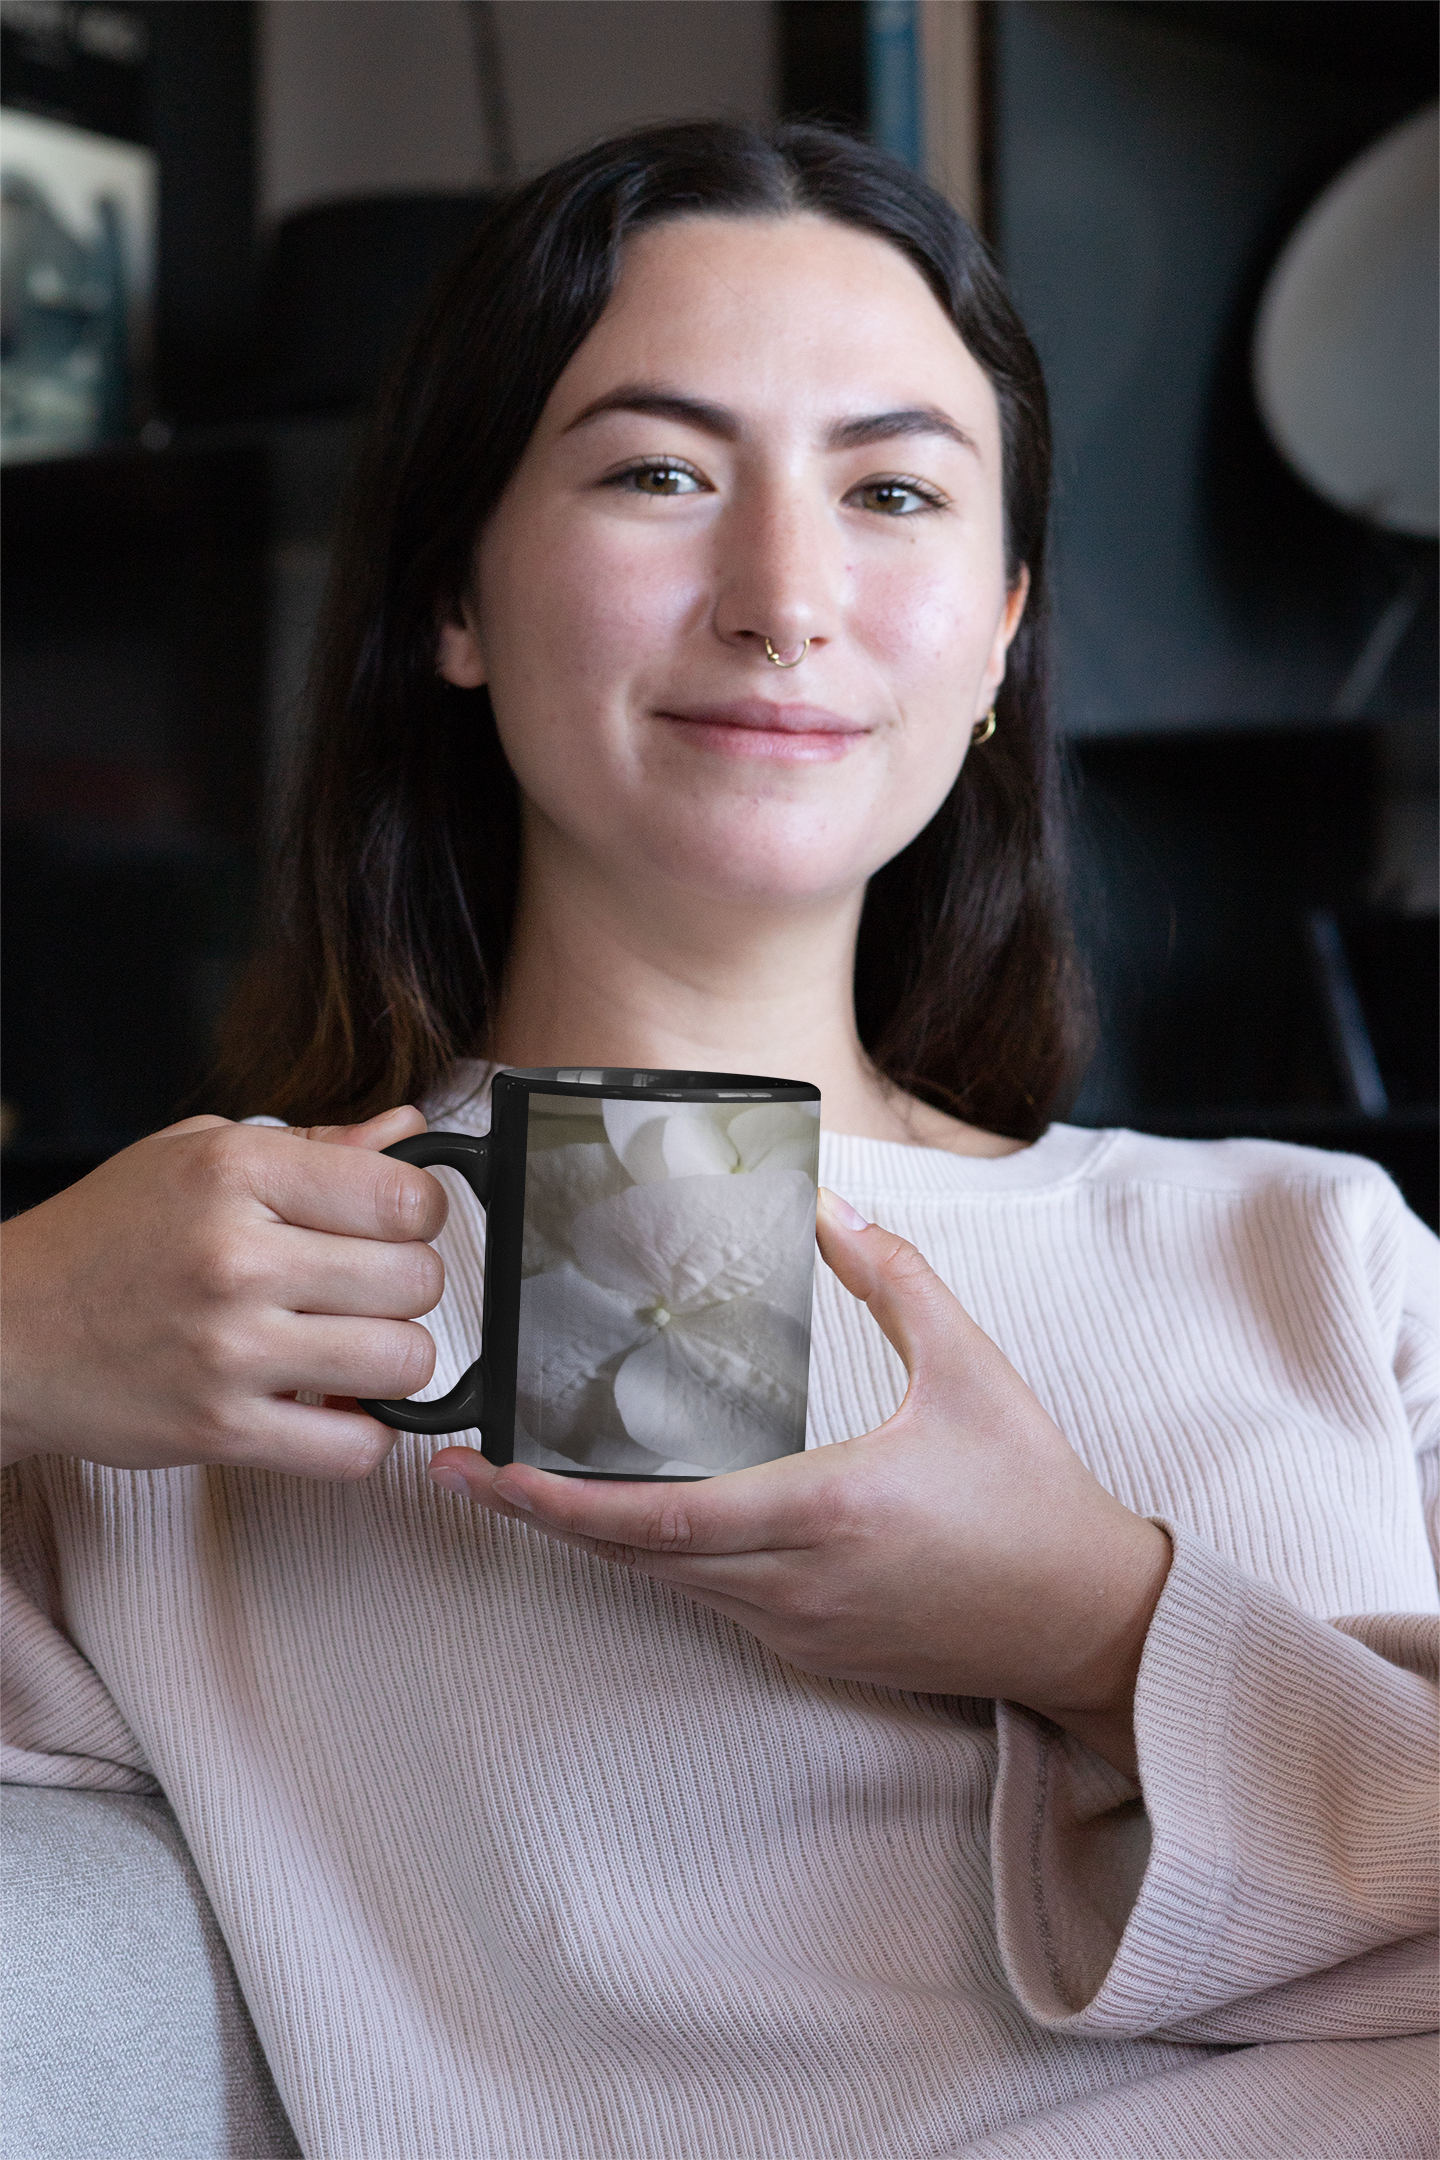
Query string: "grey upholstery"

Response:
xmin=2 ymin=1786 xmax=300 ymax=2160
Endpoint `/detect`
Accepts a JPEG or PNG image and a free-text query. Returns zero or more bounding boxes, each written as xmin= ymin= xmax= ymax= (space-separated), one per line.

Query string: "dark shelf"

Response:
xmin=778 ymin=1 xmax=867 ymax=132
xmin=1125 ymin=2 xmax=1438 ymax=88
xmin=2 ymin=437 xmax=268 ymax=1168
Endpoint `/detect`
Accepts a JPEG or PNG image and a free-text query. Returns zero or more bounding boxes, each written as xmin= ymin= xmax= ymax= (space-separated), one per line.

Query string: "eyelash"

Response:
xmin=603 ymin=459 xmax=951 ymax=515
xmin=849 ymin=475 xmax=949 ymax=516
xmin=607 ymin=458 xmax=708 ymax=496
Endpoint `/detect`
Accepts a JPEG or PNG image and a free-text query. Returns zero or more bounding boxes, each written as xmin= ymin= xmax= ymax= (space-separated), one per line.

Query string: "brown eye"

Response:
xmin=853 ymin=480 xmax=939 ymax=516
xmin=627 ymin=463 xmax=704 ymax=496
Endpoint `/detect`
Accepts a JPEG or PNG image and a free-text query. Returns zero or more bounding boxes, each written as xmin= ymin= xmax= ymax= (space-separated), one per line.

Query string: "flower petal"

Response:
xmin=516 ymin=1264 xmax=648 ymax=1448
xmin=750 ymin=1235 xmax=818 ymax=1326
xmin=602 ymin=1101 xmax=736 ymax=1183
xmin=727 ymin=1102 xmax=821 ymax=1179
xmin=522 ymin=1142 xmax=632 ymax=1275
xmin=612 ymin=1296 xmax=810 ymax=1470
xmin=660 ymin=1112 xmax=738 ymax=1179
xmin=572 ymin=1169 xmax=815 ymax=1311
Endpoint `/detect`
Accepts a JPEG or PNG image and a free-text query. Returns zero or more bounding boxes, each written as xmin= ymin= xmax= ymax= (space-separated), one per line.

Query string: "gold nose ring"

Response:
xmin=763 ymin=637 xmax=810 ymax=669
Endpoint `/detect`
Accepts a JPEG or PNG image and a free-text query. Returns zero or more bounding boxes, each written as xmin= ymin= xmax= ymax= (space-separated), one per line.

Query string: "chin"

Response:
xmin=635 ymin=814 xmax=888 ymax=910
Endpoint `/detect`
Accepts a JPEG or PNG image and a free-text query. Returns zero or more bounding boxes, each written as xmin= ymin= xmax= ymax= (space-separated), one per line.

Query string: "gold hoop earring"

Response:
xmin=763 ymin=637 xmax=810 ymax=669
xmin=971 ymin=707 xmax=997 ymax=745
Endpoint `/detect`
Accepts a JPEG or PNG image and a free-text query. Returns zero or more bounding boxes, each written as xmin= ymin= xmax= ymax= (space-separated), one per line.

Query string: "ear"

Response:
xmin=976 ymin=564 xmax=1030 ymax=718
xmin=437 ymin=616 xmax=487 ymax=689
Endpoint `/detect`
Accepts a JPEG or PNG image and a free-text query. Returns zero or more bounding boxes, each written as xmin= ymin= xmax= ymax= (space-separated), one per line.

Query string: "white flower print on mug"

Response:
xmin=517 ymin=1096 xmax=819 ymax=1476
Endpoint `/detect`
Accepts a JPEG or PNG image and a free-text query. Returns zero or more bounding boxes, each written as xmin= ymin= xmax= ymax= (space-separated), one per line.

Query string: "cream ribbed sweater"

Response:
xmin=4 ymin=1095 xmax=1438 ymax=2159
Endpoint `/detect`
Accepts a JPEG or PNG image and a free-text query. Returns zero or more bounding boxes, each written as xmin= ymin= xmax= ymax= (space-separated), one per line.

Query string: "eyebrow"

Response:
xmin=562 ymin=383 xmax=978 ymax=456
xmin=826 ymin=406 xmax=977 ymax=455
xmin=563 ymin=386 xmax=739 ymax=440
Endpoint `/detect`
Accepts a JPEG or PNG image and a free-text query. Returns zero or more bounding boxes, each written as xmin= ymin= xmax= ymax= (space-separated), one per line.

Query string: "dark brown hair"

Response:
xmin=214 ymin=120 xmax=1090 ymax=1138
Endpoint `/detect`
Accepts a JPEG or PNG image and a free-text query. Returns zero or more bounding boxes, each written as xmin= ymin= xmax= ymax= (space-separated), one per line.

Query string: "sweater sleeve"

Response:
xmin=0 ymin=1116 xmax=294 ymax=1787
xmin=991 ymin=1523 xmax=1438 ymax=2043
xmin=0 ymin=1462 xmax=158 ymax=1792
xmin=993 ymin=1173 xmax=1440 ymax=2045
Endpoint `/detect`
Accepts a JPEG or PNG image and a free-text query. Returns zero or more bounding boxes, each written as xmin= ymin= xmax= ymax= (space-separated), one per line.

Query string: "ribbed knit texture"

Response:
xmin=4 ymin=1090 xmax=1437 ymax=2159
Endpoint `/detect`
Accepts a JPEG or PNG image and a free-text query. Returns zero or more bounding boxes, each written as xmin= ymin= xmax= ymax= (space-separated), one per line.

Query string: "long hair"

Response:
xmin=213 ymin=120 xmax=1090 ymax=1138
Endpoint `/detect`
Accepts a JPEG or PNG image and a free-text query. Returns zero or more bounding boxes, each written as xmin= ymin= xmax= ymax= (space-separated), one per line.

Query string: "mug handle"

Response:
xmin=357 ymin=1132 xmax=491 ymax=1435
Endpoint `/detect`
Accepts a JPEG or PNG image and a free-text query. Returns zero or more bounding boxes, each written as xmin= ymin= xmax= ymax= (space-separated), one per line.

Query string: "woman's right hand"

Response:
xmin=0 ymin=1106 xmax=449 ymax=1480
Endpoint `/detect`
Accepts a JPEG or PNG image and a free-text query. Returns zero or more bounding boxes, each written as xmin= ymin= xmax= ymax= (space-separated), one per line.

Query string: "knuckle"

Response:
xmin=651 ymin=1503 xmax=695 ymax=1552
xmin=406 ymin=1244 xmax=445 ymax=1313
xmin=189 ymin=1315 xmax=252 ymax=1387
xmin=193 ymin=1225 xmax=263 ymax=1303
xmin=386 ymin=1323 xmax=435 ymax=1396
xmin=333 ymin=1425 xmax=397 ymax=1482
xmin=591 ymin=1538 xmax=639 ymax=1568
xmin=374 ymin=1163 xmax=441 ymax=1243
xmin=192 ymin=1121 xmax=262 ymax=1199
xmin=186 ymin=1391 xmax=250 ymax=1463
xmin=878 ymin=1234 xmax=934 ymax=1287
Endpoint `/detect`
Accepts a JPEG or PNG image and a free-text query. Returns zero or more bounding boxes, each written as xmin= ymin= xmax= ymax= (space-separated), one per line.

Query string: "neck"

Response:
xmin=490 ymin=815 xmax=1022 ymax=1156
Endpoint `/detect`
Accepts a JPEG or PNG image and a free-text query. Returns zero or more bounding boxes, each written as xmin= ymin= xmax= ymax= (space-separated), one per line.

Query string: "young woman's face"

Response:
xmin=441 ymin=212 xmax=1027 ymax=913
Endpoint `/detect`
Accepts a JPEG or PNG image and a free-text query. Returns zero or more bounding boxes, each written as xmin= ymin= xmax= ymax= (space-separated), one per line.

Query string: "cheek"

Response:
xmin=480 ymin=510 xmax=697 ymax=701
xmin=854 ymin=536 xmax=1003 ymax=688
xmin=851 ymin=551 xmax=1004 ymax=837
xmin=476 ymin=512 xmax=701 ymax=829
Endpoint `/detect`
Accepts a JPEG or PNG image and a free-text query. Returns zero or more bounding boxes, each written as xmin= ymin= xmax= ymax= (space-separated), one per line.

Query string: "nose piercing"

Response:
xmin=763 ymin=637 xmax=810 ymax=669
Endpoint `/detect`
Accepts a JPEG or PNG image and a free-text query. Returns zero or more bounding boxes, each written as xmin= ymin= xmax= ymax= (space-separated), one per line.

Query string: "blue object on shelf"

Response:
xmin=867 ymin=1 xmax=921 ymax=169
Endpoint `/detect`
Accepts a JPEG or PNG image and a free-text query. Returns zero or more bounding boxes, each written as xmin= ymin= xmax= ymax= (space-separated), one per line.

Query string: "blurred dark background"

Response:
xmin=3 ymin=0 xmax=1435 ymax=1223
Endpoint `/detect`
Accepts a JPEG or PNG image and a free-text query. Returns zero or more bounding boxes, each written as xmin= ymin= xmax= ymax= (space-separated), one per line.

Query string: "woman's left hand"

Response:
xmin=429 ymin=1188 xmax=1171 ymax=1778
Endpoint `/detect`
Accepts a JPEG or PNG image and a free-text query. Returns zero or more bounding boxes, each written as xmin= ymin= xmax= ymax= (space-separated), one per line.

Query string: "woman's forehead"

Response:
xmin=540 ymin=212 xmax=998 ymax=442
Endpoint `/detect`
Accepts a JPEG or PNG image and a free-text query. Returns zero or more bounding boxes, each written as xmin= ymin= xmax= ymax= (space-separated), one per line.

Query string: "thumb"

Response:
xmin=292 ymin=1105 xmax=428 ymax=1152
xmin=815 ymin=1186 xmax=973 ymax=1378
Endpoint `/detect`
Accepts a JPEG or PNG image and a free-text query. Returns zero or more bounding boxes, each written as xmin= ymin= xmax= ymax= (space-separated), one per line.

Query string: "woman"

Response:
xmin=3 ymin=124 xmax=1435 ymax=2159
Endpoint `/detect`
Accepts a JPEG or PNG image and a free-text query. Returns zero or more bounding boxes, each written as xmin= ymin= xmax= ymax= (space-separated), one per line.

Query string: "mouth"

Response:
xmin=655 ymin=699 xmax=871 ymax=763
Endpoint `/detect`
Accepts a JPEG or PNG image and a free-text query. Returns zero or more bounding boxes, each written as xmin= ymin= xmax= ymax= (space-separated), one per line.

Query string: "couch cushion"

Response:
xmin=2 ymin=1786 xmax=300 ymax=2160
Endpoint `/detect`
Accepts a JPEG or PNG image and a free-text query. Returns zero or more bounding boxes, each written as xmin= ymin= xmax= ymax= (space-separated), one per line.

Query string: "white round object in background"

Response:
xmin=1254 ymin=103 xmax=1438 ymax=538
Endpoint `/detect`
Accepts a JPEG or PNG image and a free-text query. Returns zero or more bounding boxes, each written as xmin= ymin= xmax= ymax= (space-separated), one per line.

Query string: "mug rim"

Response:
xmin=496 ymin=1066 xmax=820 ymax=1103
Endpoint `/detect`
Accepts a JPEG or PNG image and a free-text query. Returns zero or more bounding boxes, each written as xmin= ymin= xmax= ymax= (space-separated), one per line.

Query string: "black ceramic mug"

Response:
xmin=360 ymin=1067 xmax=821 ymax=1479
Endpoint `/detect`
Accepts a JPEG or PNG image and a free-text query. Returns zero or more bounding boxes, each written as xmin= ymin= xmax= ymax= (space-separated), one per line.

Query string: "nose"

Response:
xmin=711 ymin=481 xmax=839 ymax=664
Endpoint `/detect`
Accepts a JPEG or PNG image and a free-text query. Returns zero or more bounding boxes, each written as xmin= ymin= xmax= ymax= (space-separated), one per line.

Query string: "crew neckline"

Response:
xmin=427 ymin=1062 xmax=1114 ymax=1196
xmin=818 ymin=1120 xmax=1115 ymax=1195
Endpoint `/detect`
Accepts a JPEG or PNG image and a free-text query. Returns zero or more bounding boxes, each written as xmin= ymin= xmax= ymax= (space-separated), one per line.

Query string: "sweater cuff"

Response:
xmin=993 ymin=1523 xmax=1439 ymax=2039
xmin=997 ymin=1529 xmax=1269 ymax=2030
xmin=997 ymin=1520 xmax=1243 ymax=2021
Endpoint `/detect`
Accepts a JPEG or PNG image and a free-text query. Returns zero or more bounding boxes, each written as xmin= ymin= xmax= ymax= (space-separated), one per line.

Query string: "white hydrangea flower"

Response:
xmin=601 ymin=1098 xmax=819 ymax=1183
xmin=518 ymin=1125 xmax=817 ymax=1474
xmin=520 ymin=1141 xmax=631 ymax=1276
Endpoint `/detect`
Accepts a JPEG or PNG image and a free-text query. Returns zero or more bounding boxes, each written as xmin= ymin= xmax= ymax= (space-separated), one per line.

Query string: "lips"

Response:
xmin=657 ymin=699 xmax=870 ymax=762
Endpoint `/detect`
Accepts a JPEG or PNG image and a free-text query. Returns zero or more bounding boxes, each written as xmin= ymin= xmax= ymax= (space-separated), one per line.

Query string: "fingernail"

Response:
xmin=818 ymin=1186 xmax=869 ymax=1231
xmin=491 ymin=1475 xmax=532 ymax=1513
xmin=428 ymin=1465 xmax=471 ymax=1497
